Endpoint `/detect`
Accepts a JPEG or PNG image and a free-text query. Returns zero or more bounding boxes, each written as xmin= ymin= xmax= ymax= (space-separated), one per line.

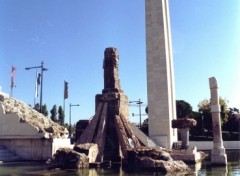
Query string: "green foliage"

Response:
xmin=198 ymin=98 xmax=229 ymax=128
xmin=34 ymin=103 xmax=48 ymax=117
xmin=50 ymin=105 xmax=58 ymax=122
xmin=58 ymin=106 xmax=65 ymax=126
xmin=176 ymin=100 xmax=192 ymax=118
xmin=145 ymin=106 xmax=148 ymax=114
xmin=34 ymin=103 xmax=40 ymax=112
xmin=42 ymin=104 xmax=48 ymax=116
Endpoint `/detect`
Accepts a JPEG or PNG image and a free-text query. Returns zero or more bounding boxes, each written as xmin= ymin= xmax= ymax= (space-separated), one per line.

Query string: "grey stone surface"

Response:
xmin=209 ymin=77 xmax=227 ymax=165
xmin=146 ymin=0 xmax=177 ymax=149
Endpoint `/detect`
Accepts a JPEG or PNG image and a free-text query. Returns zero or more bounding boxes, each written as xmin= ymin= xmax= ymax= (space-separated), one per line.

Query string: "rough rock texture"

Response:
xmin=0 ymin=92 xmax=68 ymax=138
xmin=172 ymin=118 xmax=197 ymax=129
xmin=127 ymin=147 xmax=190 ymax=173
xmin=73 ymin=143 xmax=98 ymax=163
xmin=46 ymin=148 xmax=89 ymax=169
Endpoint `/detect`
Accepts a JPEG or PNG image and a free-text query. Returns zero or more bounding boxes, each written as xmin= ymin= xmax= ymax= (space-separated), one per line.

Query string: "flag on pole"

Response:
xmin=64 ymin=81 xmax=68 ymax=99
xmin=10 ymin=66 xmax=16 ymax=88
xmin=35 ymin=72 xmax=41 ymax=98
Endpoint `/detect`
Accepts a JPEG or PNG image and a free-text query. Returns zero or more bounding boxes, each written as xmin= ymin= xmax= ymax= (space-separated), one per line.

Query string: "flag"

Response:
xmin=35 ymin=72 xmax=41 ymax=98
xmin=64 ymin=81 xmax=68 ymax=99
xmin=10 ymin=66 xmax=16 ymax=88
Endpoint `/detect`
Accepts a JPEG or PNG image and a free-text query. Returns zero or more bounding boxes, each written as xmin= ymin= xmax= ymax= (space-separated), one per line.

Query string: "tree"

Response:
xmin=198 ymin=97 xmax=229 ymax=137
xmin=42 ymin=104 xmax=48 ymax=116
xmin=58 ymin=106 xmax=65 ymax=126
xmin=34 ymin=103 xmax=40 ymax=112
xmin=34 ymin=103 xmax=48 ymax=116
xmin=224 ymin=107 xmax=240 ymax=139
xmin=176 ymin=100 xmax=192 ymax=119
xmin=50 ymin=105 xmax=58 ymax=122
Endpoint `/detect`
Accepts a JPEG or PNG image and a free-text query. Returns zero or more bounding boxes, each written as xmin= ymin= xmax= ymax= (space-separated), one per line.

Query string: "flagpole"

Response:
xmin=34 ymin=71 xmax=37 ymax=106
xmin=10 ymin=66 xmax=16 ymax=97
xmin=10 ymin=65 xmax=13 ymax=97
xmin=63 ymin=81 xmax=66 ymax=120
xmin=63 ymin=80 xmax=68 ymax=123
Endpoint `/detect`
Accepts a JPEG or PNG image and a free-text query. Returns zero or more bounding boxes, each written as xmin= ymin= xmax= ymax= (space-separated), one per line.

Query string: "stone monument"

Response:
xmin=145 ymin=0 xmax=177 ymax=148
xmin=78 ymin=47 xmax=139 ymax=162
xmin=72 ymin=48 xmax=189 ymax=173
xmin=209 ymin=77 xmax=227 ymax=165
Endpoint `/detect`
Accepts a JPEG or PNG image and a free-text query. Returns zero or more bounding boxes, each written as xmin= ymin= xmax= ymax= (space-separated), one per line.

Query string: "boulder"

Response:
xmin=126 ymin=147 xmax=190 ymax=173
xmin=46 ymin=148 xmax=89 ymax=169
xmin=73 ymin=143 xmax=98 ymax=163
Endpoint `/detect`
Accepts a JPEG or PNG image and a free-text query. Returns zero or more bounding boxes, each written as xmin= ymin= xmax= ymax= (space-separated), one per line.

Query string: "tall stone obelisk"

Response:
xmin=145 ymin=0 xmax=177 ymax=149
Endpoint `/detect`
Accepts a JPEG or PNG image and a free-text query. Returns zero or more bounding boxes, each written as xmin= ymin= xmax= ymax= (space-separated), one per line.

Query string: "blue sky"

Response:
xmin=0 ymin=0 xmax=239 ymax=125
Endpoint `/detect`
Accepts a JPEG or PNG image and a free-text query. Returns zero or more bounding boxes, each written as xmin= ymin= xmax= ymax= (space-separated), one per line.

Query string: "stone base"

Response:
xmin=211 ymin=148 xmax=227 ymax=165
xmin=0 ymin=138 xmax=72 ymax=160
xmin=171 ymin=146 xmax=206 ymax=163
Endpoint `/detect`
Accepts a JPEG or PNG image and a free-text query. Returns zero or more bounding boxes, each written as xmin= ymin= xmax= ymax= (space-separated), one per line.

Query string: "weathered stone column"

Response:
xmin=209 ymin=77 xmax=227 ymax=165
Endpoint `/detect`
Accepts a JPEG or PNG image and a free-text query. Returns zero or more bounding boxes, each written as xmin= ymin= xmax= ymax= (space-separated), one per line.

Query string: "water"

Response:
xmin=0 ymin=150 xmax=239 ymax=176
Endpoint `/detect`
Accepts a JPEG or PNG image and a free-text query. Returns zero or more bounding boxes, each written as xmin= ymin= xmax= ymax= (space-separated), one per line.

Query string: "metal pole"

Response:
xmin=69 ymin=104 xmax=79 ymax=138
xmin=139 ymin=98 xmax=142 ymax=128
xmin=40 ymin=61 xmax=44 ymax=113
xmin=69 ymin=103 xmax=72 ymax=137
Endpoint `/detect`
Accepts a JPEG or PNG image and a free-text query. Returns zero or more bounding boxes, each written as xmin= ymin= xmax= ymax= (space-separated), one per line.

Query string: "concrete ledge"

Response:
xmin=0 ymin=138 xmax=71 ymax=160
xmin=189 ymin=141 xmax=240 ymax=150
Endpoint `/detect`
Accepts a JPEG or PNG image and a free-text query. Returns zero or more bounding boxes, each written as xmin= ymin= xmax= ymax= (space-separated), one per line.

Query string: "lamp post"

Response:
xmin=129 ymin=98 xmax=143 ymax=128
xmin=25 ymin=61 xmax=48 ymax=113
xmin=69 ymin=103 xmax=79 ymax=137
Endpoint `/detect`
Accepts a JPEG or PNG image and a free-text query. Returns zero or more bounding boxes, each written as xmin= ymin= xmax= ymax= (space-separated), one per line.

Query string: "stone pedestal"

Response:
xmin=179 ymin=128 xmax=189 ymax=149
xmin=171 ymin=146 xmax=206 ymax=163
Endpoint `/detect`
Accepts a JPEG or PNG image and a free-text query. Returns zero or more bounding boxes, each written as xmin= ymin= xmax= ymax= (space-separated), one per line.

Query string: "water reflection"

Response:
xmin=0 ymin=150 xmax=239 ymax=176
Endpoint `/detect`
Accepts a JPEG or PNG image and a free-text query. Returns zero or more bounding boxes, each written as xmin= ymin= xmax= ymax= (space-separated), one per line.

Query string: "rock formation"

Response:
xmin=0 ymin=92 xmax=68 ymax=138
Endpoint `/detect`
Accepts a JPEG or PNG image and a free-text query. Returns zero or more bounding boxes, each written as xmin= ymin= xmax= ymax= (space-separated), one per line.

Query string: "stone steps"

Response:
xmin=0 ymin=146 xmax=21 ymax=162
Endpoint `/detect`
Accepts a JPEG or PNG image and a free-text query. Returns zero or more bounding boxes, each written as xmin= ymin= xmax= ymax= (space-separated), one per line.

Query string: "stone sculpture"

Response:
xmin=209 ymin=77 xmax=227 ymax=165
xmin=48 ymin=48 xmax=190 ymax=173
xmin=69 ymin=48 xmax=189 ymax=173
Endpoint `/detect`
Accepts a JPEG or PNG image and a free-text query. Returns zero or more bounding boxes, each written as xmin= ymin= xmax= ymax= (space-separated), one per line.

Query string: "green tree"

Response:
xmin=58 ymin=106 xmax=65 ymax=126
xmin=50 ymin=105 xmax=58 ymax=122
xmin=176 ymin=100 xmax=192 ymax=119
xmin=34 ymin=103 xmax=48 ymax=116
xmin=34 ymin=103 xmax=40 ymax=112
xmin=198 ymin=98 xmax=229 ymax=137
xmin=42 ymin=104 xmax=48 ymax=116
xmin=224 ymin=107 xmax=240 ymax=139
